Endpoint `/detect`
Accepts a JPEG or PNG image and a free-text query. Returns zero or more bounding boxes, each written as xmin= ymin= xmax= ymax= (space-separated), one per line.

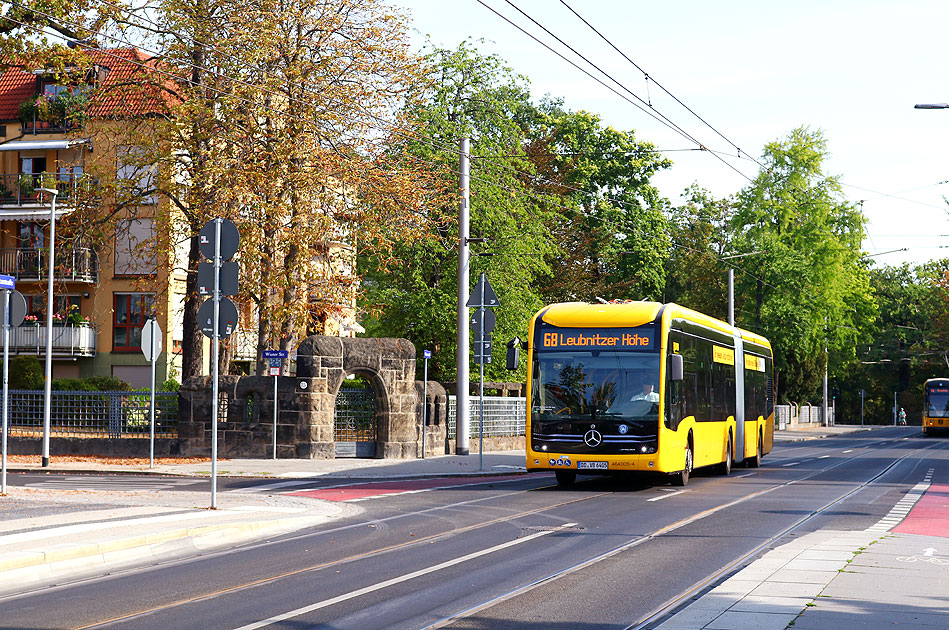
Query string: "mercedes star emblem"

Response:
xmin=583 ymin=429 xmax=603 ymax=447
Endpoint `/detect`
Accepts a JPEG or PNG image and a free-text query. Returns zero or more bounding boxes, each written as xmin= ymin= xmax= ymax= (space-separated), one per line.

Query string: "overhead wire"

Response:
xmin=4 ymin=0 xmax=834 ymax=311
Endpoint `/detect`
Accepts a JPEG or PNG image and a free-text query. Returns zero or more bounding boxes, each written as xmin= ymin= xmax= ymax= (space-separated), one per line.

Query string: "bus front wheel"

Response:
xmin=555 ymin=470 xmax=577 ymax=487
xmin=672 ymin=443 xmax=692 ymax=487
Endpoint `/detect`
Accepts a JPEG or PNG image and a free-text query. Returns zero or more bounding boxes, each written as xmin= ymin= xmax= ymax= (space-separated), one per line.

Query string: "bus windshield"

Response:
xmin=926 ymin=386 xmax=949 ymax=418
xmin=532 ymin=351 xmax=661 ymax=423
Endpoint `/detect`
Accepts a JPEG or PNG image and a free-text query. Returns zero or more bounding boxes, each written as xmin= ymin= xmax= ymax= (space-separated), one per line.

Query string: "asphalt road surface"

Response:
xmin=2 ymin=426 xmax=945 ymax=630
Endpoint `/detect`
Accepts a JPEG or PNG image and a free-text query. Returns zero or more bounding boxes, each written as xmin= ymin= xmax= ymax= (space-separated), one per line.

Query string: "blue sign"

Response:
xmin=0 ymin=275 xmax=13 ymax=290
xmin=423 ymin=350 xmax=432 ymax=359
xmin=262 ymin=349 xmax=289 ymax=359
xmin=268 ymin=358 xmax=282 ymax=368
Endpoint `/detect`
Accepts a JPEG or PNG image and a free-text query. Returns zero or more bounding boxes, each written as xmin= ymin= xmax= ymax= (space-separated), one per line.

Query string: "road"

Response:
xmin=1 ymin=426 xmax=945 ymax=630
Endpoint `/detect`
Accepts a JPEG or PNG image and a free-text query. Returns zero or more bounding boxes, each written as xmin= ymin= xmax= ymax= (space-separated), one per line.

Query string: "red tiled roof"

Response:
xmin=0 ymin=48 xmax=177 ymax=121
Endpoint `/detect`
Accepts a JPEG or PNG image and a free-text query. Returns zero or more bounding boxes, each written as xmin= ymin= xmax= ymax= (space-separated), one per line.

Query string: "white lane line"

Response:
xmin=228 ymin=522 xmax=578 ymax=630
xmin=818 ymin=455 xmax=831 ymax=459
xmin=782 ymin=462 xmax=801 ymax=467
xmin=647 ymin=490 xmax=687 ymax=502
xmin=843 ymin=449 xmax=853 ymax=453
xmin=735 ymin=473 xmax=755 ymax=478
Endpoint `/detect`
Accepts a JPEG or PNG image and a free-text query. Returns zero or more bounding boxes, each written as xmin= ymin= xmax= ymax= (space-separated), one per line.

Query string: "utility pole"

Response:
xmin=38 ymin=188 xmax=59 ymax=468
xmin=456 ymin=138 xmax=470 ymax=455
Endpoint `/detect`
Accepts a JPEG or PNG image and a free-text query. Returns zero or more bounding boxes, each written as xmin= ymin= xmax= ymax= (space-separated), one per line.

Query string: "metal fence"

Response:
xmin=2 ymin=390 xmax=178 ymax=439
xmin=447 ymin=395 xmax=526 ymax=439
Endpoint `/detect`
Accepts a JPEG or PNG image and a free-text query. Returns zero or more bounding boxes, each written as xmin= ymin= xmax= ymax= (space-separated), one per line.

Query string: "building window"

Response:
xmin=113 ymin=293 xmax=155 ymax=351
xmin=116 ymin=146 xmax=158 ymax=205
xmin=114 ymin=218 xmax=156 ymax=275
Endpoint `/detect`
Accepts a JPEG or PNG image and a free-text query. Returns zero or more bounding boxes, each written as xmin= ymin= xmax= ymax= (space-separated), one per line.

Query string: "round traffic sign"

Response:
xmin=4 ymin=290 xmax=26 ymax=327
xmin=198 ymin=297 xmax=239 ymax=338
xmin=199 ymin=218 xmax=240 ymax=261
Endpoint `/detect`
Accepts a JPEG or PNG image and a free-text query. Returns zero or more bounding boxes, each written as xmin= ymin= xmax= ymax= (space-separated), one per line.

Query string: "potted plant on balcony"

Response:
xmin=55 ymin=90 xmax=89 ymax=128
xmin=18 ymin=98 xmax=38 ymax=128
xmin=66 ymin=304 xmax=90 ymax=327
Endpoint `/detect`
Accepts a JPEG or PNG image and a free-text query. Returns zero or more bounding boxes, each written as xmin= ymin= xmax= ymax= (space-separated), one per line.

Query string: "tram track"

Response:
xmin=422 ymin=436 xmax=948 ymax=630
xmin=11 ymin=432 xmax=941 ymax=630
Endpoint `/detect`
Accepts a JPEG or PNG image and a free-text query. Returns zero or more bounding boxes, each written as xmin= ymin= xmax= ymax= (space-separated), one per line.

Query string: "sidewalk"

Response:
xmin=653 ymin=530 xmax=949 ymax=629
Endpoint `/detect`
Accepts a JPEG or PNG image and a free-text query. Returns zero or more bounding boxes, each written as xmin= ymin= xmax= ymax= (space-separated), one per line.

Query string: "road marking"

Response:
xmin=227 ymin=523 xmax=579 ymax=630
xmin=924 ymin=547 xmax=936 ymax=557
xmin=843 ymin=449 xmax=853 ymax=453
xmin=647 ymin=490 xmax=687 ymax=502
xmin=782 ymin=462 xmax=800 ymax=467
xmin=866 ymin=469 xmax=934 ymax=533
xmin=735 ymin=473 xmax=755 ymax=478
xmin=818 ymin=455 xmax=831 ymax=459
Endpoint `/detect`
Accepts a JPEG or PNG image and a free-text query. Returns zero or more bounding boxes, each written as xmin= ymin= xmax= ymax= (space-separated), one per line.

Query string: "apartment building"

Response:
xmin=0 ymin=48 xmax=360 ymax=385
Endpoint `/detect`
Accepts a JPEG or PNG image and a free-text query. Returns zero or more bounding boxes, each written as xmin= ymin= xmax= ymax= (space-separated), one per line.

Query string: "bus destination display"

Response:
xmin=538 ymin=327 xmax=655 ymax=351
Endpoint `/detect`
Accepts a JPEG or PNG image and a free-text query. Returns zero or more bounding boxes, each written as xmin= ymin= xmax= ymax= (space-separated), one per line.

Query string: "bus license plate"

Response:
xmin=578 ymin=461 xmax=608 ymax=470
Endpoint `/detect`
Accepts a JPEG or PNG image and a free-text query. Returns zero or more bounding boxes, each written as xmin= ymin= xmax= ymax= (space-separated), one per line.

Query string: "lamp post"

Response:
xmin=914 ymin=103 xmax=949 ymax=109
xmin=37 ymin=187 xmax=59 ymax=468
xmin=720 ymin=251 xmax=765 ymax=326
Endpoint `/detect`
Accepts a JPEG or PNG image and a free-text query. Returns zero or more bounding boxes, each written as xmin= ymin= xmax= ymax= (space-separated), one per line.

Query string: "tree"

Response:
xmin=663 ymin=185 xmax=735 ymax=317
xmin=732 ymin=127 xmax=876 ymax=401
xmin=361 ymin=42 xmax=557 ymax=381
xmin=526 ymin=99 xmax=672 ymax=303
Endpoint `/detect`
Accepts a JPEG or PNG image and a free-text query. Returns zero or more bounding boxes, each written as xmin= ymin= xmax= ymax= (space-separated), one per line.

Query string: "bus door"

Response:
xmin=733 ymin=333 xmax=745 ymax=464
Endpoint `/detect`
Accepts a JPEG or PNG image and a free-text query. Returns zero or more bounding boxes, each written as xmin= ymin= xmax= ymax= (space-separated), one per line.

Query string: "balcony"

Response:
xmin=0 ymin=247 xmax=98 ymax=283
xmin=0 ymin=172 xmax=94 ymax=208
xmin=10 ymin=324 xmax=96 ymax=358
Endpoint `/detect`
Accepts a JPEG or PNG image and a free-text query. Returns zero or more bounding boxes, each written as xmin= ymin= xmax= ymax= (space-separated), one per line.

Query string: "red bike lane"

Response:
xmin=893 ymin=484 xmax=949 ymax=538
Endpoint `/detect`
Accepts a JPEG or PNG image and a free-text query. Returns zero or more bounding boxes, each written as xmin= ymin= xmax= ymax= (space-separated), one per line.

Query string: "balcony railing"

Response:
xmin=0 ymin=172 xmax=94 ymax=207
xmin=0 ymin=247 xmax=97 ymax=283
xmin=21 ymin=120 xmax=81 ymax=134
xmin=10 ymin=324 xmax=96 ymax=357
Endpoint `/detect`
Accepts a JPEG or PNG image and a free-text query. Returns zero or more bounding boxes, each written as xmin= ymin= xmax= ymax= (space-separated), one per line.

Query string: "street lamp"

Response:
xmin=914 ymin=103 xmax=949 ymax=109
xmin=720 ymin=251 xmax=765 ymax=326
xmin=37 ymin=187 xmax=58 ymax=468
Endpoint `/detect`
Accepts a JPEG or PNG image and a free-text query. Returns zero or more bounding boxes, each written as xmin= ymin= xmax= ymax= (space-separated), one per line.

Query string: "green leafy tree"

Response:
xmin=663 ymin=185 xmax=735 ymax=317
xmin=361 ymin=42 xmax=557 ymax=381
xmin=732 ymin=127 xmax=876 ymax=401
xmin=526 ymin=99 xmax=672 ymax=303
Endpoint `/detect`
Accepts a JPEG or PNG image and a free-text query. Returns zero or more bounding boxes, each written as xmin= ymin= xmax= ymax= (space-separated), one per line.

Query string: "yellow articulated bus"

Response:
xmin=922 ymin=378 xmax=949 ymax=436
xmin=509 ymin=301 xmax=774 ymax=486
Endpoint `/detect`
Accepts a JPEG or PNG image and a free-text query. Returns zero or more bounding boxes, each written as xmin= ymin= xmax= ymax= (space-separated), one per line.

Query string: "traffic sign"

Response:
xmin=423 ymin=350 xmax=431 ymax=359
xmin=0 ymin=274 xmax=13 ymax=290
xmin=466 ymin=273 xmax=499 ymax=308
xmin=473 ymin=331 xmax=493 ymax=364
xmin=263 ymin=350 xmax=289 ymax=359
xmin=470 ymin=308 xmax=496 ymax=334
xmin=199 ymin=218 xmax=240 ymax=261
xmin=198 ymin=261 xmax=239 ymax=296
xmin=5 ymin=290 xmax=26 ymax=328
xmin=198 ymin=296 xmax=238 ymax=338
xmin=141 ymin=319 xmax=163 ymax=361
xmin=269 ymin=366 xmax=280 ymax=376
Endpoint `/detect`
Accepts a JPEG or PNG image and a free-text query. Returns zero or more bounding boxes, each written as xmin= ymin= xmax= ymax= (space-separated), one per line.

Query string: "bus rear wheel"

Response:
xmin=672 ymin=443 xmax=693 ymax=487
xmin=717 ymin=439 xmax=732 ymax=476
xmin=747 ymin=435 xmax=762 ymax=468
xmin=555 ymin=470 xmax=577 ymax=487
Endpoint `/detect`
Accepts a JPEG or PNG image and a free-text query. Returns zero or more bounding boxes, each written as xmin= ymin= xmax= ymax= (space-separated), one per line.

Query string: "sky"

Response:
xmin=399 ymin=0 xmax=949 ymax=268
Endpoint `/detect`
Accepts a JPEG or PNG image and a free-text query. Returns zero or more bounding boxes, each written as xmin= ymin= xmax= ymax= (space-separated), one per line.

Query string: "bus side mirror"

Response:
xmin=669 ymin=353 xmax=683 ymax=381
xmin=506 ymin=336 xmax=521 ymax=370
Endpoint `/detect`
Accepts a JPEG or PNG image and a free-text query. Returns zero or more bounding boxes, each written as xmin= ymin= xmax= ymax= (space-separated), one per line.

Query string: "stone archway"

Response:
xmin=296 ymin=336 xmax=417 ymax=458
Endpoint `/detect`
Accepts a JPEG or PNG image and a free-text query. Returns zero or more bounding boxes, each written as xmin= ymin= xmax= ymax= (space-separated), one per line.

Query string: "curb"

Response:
xmin=0 ymin=513 xmax=331 ymax=596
